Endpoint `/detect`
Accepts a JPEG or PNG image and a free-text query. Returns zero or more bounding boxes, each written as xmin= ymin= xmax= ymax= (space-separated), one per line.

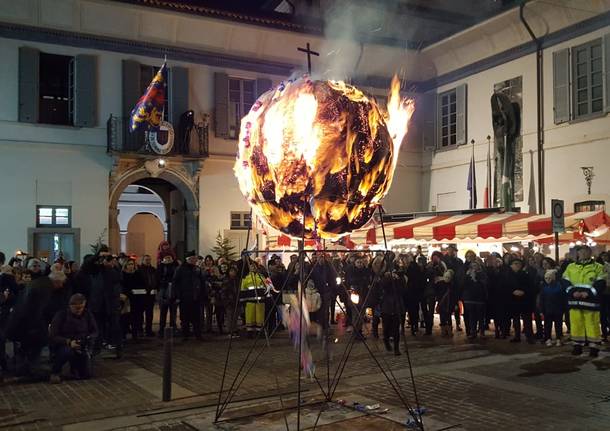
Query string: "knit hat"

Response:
xmin=185 ymin=250 xmax=197 ymax=258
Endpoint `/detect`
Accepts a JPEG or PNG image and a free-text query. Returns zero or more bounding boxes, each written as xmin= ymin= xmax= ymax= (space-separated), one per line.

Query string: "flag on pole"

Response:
xmin=129 ymin=62 xmax=167 ymax=132
xmin=467 ymin=148 xmax=477 ymax=209
xmin=484 ymin=141 xmax=492 ymax=208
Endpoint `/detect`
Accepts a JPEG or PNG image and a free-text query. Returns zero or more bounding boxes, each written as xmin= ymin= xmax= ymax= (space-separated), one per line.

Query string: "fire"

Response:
xmin=234 ymin=75 xmax=414 ymax=239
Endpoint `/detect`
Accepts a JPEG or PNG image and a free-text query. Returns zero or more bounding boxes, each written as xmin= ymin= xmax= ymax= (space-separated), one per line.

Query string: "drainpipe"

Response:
xmin=520 ymin=2 xmax=545 ymax=214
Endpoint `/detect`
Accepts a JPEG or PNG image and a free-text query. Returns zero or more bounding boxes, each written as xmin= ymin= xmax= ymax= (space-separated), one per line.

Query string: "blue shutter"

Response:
xmin=122 ymin=59 xmax=141 ymax=118
xmin=73 ymin=54 xmax=97 ymax=127
xmin=602 ymin=33 xmax=610 ymax=112
xmin=455 ymin=83 xmax=467 ymax=146
xmin=553 ymin=48 xmax=570 ymax=124
xmin=18 ymin=47 xmax=39 ymax=123
xmin=214 ymin=72 xmax=229 ymax=138
xmin=422 ymin=92 xmax=437 ymax=151
xmin=170 ymin=66 xmax=189 ymax=127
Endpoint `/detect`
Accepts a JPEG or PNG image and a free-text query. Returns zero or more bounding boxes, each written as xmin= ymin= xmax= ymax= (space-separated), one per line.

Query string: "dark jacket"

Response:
xmin=137 ymin=265 xmax=158 ymax=296
xmin=157 ymin=261 xmax=179 ymax=303
xmin=405 ymin=262 xmax=425 ymax=305
xmin=43 ymin=285 xmax=72 ymax=326
xmin=173 ymin=263 xmax=205 ymax=302
xmin=88 ymin=267 xmax=122 ymax=315
xmin=462 ymin=273 xmax=487 ymax=304
xmin=380 ymin=274 xmax=405 ymax=316
xmin=539 ymin=281 xmax=567 ymax=316
xmin=505 ymin=269 xmax=534 ymax=314
xmin=0 ymin=274 xmax=19 ymax=328
xmin=49 ymin=308 xmax=98 ymax=347
xmin=5 ymin=276 xmax=52 ymax=343
xmin=122 ymin=271 xmax=146 ymax=299
xmin=346 ymin=265 xmax=373 ymax=307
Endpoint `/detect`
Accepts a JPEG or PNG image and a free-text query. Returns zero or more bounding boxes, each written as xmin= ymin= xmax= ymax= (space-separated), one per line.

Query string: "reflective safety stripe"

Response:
xmin=132 ymin=289 xmax=147 ymax=295
xmin=568 ymin=300 xmax=599 ymax=308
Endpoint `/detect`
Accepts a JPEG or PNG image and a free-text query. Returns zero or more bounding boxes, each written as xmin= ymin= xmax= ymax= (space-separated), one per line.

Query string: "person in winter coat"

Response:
xmin=0 ymin=266 xmax=19 ymax=377
xmin=122 ymin=259 xmax=146 ymax=340
xmin=240 ymin=263 xmax=268 ymax=335
xmin=6 ymin=269 xmax=66 ymax=376
xmin=406 ymin=256 xmax=426 ymax=336
xmin=49 ymin=293 xmax=98 ymax=383
xmin=173 ymin=251 xmax=206 ymax=341
xmin=486 ymin=254 xmax=510 ymax=338
xmin=222 ymin=266 xmax=241 ymax=336
xmin=539 ymin=269 xmax=567 ymax=346
xmin=137 ymin=255 xmax=158 ymax=337
xmin=563 ymin=246 xmax=607 ymax=357
xmin=43 ymin=263 xmax=73 ymax=326
xmin=156 ymin=255 xmax=179 ymax=337
xmin=443 ymin=246 xmax=465 ymax=332
xmin=345 ymin=256 xmax=372 ymax=339
xmin=462 ymin=261 xmax=488 ymax=340
xmin=379 ymin=268 xmax=404 ymax=355
xmin=157 ymin=240 xmax=176 ymax=267
xmin=506 ymin=258 xmax=535 ymax=343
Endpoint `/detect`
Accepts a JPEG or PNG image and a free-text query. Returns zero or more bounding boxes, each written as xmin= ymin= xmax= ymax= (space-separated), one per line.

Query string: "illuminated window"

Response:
xmin=36 ymin=206 xmax=71 ymax=227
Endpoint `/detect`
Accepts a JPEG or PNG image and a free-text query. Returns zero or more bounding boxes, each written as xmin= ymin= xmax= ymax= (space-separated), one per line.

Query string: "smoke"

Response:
xmin=317 ymin=0 xmax=404 ymax=81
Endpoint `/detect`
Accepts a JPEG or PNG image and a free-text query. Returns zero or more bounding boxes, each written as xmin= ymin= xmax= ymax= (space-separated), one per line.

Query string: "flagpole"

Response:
xmin=487 ymin=135 xmax=492 ymax=208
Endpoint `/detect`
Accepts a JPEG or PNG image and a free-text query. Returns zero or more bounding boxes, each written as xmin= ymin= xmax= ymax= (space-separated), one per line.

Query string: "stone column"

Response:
xmin=185 ymin=209 xmax=199 ymax=255
xmin=108 ymin=208 xmax=121 ymax=254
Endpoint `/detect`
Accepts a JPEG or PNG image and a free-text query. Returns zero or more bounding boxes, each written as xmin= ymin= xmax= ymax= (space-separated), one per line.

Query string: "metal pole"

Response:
xmin=554 ymin=231 xmax=559 ymax=263
xmin=162 ymin=326 xmax=173 ymax=402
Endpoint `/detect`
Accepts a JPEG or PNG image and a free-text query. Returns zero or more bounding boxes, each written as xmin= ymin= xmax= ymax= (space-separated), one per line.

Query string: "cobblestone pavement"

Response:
xmin=1 ymin=323 xmax=609 ymax=430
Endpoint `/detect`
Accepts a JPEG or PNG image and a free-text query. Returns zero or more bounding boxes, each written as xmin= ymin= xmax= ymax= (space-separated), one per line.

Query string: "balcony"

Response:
xmin=106 ymin=115 xmax=209 ymax=159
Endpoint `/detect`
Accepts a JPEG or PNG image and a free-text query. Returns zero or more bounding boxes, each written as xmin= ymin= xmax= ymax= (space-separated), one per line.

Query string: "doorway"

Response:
xmin=28 ymin=228 xmax=80 ymax=263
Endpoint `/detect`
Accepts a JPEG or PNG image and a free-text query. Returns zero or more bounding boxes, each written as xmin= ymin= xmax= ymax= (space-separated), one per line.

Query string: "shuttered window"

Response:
xmin=214 ymin=74 xmax=272 ymax=139
xmin=436 ymin=83 xmax=466 ymax=149
xmin=553 ymin=34 xmax=609 ymax=124
xmin=19 ymin=47 xmax=97 ymax=127
xmin=439 ymin=89 xmax=457 ymax=148
xmin=572 ymin=39 xmax=603 ymax=119
xmin=230 ymin=211 xmax=251 ymax=230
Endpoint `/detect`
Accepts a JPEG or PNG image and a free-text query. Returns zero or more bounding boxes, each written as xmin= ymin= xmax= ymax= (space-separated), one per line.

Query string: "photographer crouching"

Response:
xmin=49 ymin=293 xmax=98 ymax=383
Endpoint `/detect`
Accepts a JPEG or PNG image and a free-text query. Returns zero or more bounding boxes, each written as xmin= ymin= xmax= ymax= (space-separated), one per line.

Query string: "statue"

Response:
xmin=491 ymin=92 xmax=520 ymax=210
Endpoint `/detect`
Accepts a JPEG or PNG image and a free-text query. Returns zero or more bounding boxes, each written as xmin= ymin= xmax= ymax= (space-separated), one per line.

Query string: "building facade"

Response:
xmin=0 ymin=0 xmax=608 ymax=261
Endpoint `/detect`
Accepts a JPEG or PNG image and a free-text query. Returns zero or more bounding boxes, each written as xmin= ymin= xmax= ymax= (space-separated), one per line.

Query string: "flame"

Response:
xmin=234 ymin=75 xmax=415 ymax=240
xmin=386 ymin=75 xmax=415 ymax=178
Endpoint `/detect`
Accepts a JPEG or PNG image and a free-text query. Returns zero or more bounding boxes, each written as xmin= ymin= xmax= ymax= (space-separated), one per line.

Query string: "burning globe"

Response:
xmin=234 ymin=75 xmax=414 ymax=240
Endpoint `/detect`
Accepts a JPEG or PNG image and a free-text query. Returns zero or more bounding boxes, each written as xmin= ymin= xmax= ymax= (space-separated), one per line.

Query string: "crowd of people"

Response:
xmin=0 ymin=240 xmax=608 ymax=383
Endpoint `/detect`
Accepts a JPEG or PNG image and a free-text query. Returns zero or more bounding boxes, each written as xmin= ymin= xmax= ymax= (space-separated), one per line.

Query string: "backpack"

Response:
xmin=305 ymin=280 xmax=321 ymax=312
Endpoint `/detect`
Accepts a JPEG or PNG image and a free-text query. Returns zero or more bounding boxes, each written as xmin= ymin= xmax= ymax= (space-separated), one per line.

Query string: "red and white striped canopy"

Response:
xmin=264 ymin=210 xmax=609 ymax=248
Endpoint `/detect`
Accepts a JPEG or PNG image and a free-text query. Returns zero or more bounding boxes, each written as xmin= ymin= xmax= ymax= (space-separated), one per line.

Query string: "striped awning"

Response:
xmin=263 ymin=210 xmax=609 ymax=247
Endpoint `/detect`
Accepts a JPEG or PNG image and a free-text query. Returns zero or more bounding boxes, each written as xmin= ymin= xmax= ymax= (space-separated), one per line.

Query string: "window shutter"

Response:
xmin=214 ymin=72 xmax=229 ymax=138
xmin=18 ymin=47 xmax=39 ymax=123
xmin=602 ymin=33 xmax=610 ymax=112
xmin=553 ymin=48 xmax=570 ymax=124
xmin=455 ymin=83 xmax=467 ymax=145
xmin=422 ymin=92 xmax=436 ymax=151
xmin=122 ymin=59 xmax=141 ymax=118
xmin=256 ymin=78 xmax=272 ymax=97
xmin=170 ymin=66 xmax=189 ymax=127
xmin=73 ymin=54 xmax=97 ymax=127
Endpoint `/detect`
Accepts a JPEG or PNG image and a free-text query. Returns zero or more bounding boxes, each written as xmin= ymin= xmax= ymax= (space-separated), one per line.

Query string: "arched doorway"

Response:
xmin=126 ymin=213 xmax=165 ymax=258
xmin=108 ymin=160 xmax=200 ymax=260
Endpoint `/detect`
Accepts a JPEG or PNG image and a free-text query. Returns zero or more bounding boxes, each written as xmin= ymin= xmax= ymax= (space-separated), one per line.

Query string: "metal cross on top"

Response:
xmin=297 ymin=42 xmax=319 ymax=74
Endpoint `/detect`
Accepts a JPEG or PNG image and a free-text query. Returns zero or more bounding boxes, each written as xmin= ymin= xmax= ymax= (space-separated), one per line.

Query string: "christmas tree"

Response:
xmin=212 ymin=231 xmax=237 ymax=261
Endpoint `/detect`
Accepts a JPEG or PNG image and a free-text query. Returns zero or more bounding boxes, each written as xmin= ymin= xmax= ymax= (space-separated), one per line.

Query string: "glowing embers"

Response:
xmin=234 ymin=75 xmax=414 ymax=239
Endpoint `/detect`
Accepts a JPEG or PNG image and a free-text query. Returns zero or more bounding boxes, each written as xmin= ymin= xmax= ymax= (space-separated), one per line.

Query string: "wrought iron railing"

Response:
xmin=106 ymin=115 xmax=209 ymax=158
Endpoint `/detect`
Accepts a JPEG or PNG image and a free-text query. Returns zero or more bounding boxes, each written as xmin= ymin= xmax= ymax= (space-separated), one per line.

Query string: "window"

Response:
xmin=439 ymin=89 xmax=457 ymax=148
xmin=39 ymin=53 xmax=73 ymax=125
xmin=572 ymin=39 xmax=604 ymax=119
xmin=230 ymin=211 xmax=251 ymax=230
xmin=36 ymin=206 xmax=71 ymax=228
xmin=228 ymin=78 xmax=256 ymax=138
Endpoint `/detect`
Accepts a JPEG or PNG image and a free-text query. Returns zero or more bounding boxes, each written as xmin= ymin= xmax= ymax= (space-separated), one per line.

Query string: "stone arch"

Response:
xmin=108 ymin=163 xmax=200 ymax=256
